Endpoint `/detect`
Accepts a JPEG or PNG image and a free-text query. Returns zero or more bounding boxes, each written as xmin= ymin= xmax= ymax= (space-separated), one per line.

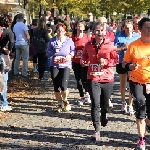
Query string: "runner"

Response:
xmin=72 ymin=20 xmax=91 ymax=105
xmin=81 ymin=22 xmax=118 ymax=140
xmin=123 ymin=17 xmax=150 ymax=150
xmin=47 ymin=23 xmax=75 ymax=112
xmin=114 ymin=20 xmax=140 ymax=115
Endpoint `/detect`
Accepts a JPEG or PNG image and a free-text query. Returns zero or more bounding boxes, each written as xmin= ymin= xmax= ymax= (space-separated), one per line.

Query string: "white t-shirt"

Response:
xmin=13 ymin=22 xmax=29 ymax=45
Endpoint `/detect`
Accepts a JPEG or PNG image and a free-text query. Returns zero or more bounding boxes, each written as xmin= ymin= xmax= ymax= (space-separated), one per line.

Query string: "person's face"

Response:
xmin=46 ymin=11 xmax=51 ymax=16
xmin=77 ymin=23 xmax=85 ymax=31
xmin=118 ymin=22 xmax=122 ymax=31
xmin=133 ymin=19 xmax=140 ymax=31
xmin=57 ymin=26 xmax=66 ymax=37
xmin=87 ymin=13 xmax=93 ymax=21
xmin=124 ymin=23 xmax=133 ymax=35
xmin=94 ymin=25 xmax=106 ymax=40
xmin=141 ymin=21 xmax=150 ymax=37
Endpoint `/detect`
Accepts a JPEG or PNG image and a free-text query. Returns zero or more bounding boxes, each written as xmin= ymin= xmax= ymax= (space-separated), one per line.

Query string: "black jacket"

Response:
xmin=0 ymin=28 xmax=14 ymax=55
xmin=33 ymin=28 xmax=49 ymax=53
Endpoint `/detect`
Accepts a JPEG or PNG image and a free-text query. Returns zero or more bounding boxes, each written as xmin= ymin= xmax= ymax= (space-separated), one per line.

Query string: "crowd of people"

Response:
xmin=0 ymin=10 xmax=150 ymax=150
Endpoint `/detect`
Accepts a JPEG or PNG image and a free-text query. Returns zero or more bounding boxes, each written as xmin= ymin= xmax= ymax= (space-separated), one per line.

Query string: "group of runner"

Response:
xmin=47 ymin=13 xmax=150 ymax=150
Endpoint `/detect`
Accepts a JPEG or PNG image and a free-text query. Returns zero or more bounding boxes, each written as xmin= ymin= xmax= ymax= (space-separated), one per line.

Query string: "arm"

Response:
xmin=122 ymin=44 xmax=137 ymax=71
xmin=44 ymin=30 xmax=50 ymax=43
xmin=23 ymin=24 xmax=30 ymax=42
xmin=3 ymin=30 xmax=15 ymax=55
xmin=46 ymin=39 xmax=55 ymax=57
xmin=24 ymin=30 xmax=30 ymax=42
xmin=98 ymin=46 xmax=119 ymax=67
xmin=114 ymin=36 xmax=126 ymax=52
xmin=69 ymin=39 xmax=76 ymax=57
xmin=66 ymin=39 xmax=76 ymax=61
xmin=105 ymin=49 xmax=119 ymax=66
xmin=81 ymin=43 xmax=89 ymax=66
xmin=7 ymin=30 xmax=14 ymax=51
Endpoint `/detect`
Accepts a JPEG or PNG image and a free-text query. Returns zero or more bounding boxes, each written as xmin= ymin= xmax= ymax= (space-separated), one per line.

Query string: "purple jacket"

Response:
xmin=46 ymin=36 xmax=75 ymax=68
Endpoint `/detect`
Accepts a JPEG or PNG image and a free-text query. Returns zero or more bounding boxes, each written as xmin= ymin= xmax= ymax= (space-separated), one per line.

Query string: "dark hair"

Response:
xmin=32 ymin=19 xmax=38 ymax=26
xmin=92 ymin=22 xmax=104 ymax=31
xmin=0 ymin=15 xmax=10 ymax=28
xmin=17 ymin=13 xmax=24 ymax=19
xmin=138 ymin=17 xmax=150 ymax=30
xmin=121 ymin=20 xmax=133 ymax=29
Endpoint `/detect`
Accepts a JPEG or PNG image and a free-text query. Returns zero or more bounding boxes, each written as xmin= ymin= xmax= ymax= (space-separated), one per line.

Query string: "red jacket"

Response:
xmin=81 ymin=38 xmax=119 ymax=82
xmin=72 ymin=34 xmax=91 ymax=63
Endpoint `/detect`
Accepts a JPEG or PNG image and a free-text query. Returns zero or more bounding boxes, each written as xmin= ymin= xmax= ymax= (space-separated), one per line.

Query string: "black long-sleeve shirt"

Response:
xmin=0 ymin=28 xmax=14 ymax=55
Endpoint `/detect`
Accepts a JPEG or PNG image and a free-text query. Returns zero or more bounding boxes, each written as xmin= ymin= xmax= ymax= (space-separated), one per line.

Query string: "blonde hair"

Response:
xmin=97 ymin=17 xmax=107 ymax=23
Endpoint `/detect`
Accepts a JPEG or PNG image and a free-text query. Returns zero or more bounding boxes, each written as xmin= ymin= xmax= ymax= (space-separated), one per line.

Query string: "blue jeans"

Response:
xmin=14 ymin=45 xmax=29 ymax=76
xmin=1 ymin=72 xmax=8 ymax=106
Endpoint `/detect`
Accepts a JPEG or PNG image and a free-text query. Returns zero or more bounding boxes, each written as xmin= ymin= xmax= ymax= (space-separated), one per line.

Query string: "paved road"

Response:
xmin=0 ymin=69 xmax=150 ymax=150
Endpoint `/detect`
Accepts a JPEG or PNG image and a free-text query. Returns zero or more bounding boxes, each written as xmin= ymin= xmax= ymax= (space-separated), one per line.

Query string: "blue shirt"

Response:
xmin=13 ymin=22 xmax=29 ymax=45
xmin=114 ymin=32 xmax=140 ymax=63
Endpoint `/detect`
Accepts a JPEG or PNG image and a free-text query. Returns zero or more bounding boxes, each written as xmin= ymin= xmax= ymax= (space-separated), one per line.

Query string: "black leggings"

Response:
xmin=33 ymin=55 xmax=38 ymax=64
xmin=129 ymin=80 xmax=150 ymax=119
xmin=37 ymin=52 xmax=47 ymax=79
xmin=72 ymin=62 xmax=88 ymax=97
xmin=50 ymin=67 xmax=70 ymax=92
xmin=88 ymin=80 xmax=114 ymax=131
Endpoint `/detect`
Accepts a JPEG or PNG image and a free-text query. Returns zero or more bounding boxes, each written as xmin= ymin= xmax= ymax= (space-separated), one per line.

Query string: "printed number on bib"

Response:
xmin=54 ymin=56 xmax=66 ymax=64
xmin=89 ymin=64 xmax=104 ymax=76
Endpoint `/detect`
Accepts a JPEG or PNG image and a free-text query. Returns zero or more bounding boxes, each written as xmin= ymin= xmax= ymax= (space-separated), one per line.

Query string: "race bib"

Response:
xmin=145 ymin=83 xmax=150 ymax=94
xmin=89 ymin=64 xmax=104 ymax=76
xmin=75 ymin=50 xmax=83 ymax=58
xmin=54 ymin=56 xmax=66 ymax=64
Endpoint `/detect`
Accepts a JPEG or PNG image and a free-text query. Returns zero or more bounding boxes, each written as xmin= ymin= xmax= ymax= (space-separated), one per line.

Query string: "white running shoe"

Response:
xmin=109 ymin=99 xmax=113 ymax=108
xmin=121 ymin=102 xmax=128 ymax=113
xmin=84 ymin=93 xmax=91 ymax=104
xmin=129 ymin=105 xmax=134 ymax=116
xmin=78 ymin=97 xmax=85 ymax=106
xmin=33 ymin=69 xmax=38 ymax=73
xmin=1 ymin=105 xmax=12 ymax=111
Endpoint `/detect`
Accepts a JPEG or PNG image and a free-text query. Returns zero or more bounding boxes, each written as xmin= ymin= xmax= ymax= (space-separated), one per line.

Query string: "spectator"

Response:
xmin=33 ymin=17 xmax=49 ymax=80
xmin=13 ymin=13 xmax=30 ymax=77
xmin=0 ymin=16 xmax=14 ymax=111
xmin=29 ymin=19 xmax=38 ymax=73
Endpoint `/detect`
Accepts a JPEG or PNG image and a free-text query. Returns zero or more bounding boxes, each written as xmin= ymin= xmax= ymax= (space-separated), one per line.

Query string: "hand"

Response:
xmin=129 ymin=62 xmax=140 ymax=70
xmin=123 ymin=43 xmax=129 ymax=49
xmin=99 ymin=58 xmax=106 ymax=66
xmin=3 ymin=48 xmax=10 ymax=55
xmin=66 ymin=54 xmax=72 ymax=61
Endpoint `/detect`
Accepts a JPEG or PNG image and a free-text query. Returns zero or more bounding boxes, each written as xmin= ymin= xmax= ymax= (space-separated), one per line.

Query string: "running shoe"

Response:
xmin=137 ymin=138 xmax=146 ymax=150
xmin=121 ymin=102 xmax=128 ymax=113
xmin=91 ymin=130 xmax=100 ymax=141
xmin=63 ymin=100 xmax=71 ymax=111
xmin=129 ymin=105 xmax=134 ymax=116
xmin=78 ymin=97 xmax=85 ymax=106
